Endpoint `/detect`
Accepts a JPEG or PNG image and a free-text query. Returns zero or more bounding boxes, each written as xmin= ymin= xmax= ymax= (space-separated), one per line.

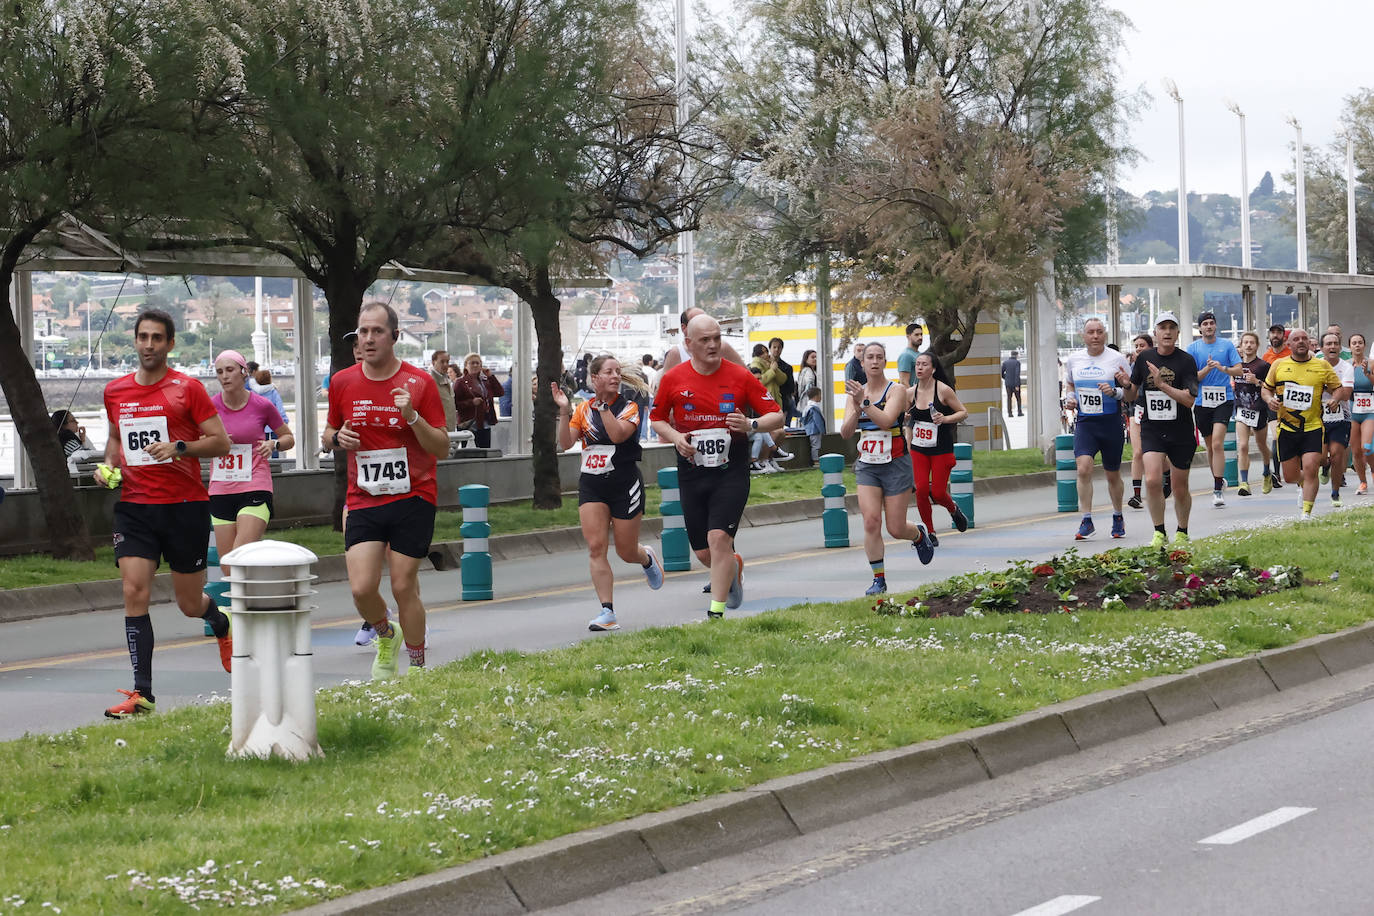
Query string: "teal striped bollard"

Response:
xmin=1055 ymin=433 xmax=1077 ymax=512
xmin=657 ymin=467 xmax=691 ymax=571
xmin=820 ymin=453 xmax=849 ymax=547
xmin=1223 ymin=419 xmax=1238 ymax=487
xmin=460 ymin=484 xmax=493 ymax=600
xmin=951 ymin=442 xmax=974 ymax=528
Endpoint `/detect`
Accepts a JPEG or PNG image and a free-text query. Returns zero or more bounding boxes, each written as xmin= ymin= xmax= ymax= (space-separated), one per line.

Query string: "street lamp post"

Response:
xmin=1348 ymin=137 xmax=1359 ymax=274
xmin=674 ymin=0 xmax=695 ymax=315
xmin=1288 ymin=114 xmax=1308 ymax=272
xmin=1225 ymin=99 xmax=1251 ymax=269
xmin=1163 ymin=79 xmax=1189 ymax=266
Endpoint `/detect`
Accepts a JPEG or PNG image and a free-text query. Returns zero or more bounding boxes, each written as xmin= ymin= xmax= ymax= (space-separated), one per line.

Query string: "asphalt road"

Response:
xmin=0 ymin=473 xmax=1360 ymax=740
xmin=544 ymin=666 xmax=1374 ymax=916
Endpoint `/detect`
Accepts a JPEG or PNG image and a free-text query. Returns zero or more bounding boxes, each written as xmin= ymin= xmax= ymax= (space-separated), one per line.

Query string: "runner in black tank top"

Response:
xmin=906 ymin=352 xmax=969 ymax=546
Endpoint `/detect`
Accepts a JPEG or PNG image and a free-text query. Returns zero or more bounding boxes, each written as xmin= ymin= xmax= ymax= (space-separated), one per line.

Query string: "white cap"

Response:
xmin=1155 ymin=311 xmax=1180 ymax=327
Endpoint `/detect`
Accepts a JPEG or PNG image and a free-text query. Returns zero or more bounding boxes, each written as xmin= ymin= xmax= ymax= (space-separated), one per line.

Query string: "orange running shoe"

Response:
xmin=105 ymin=689 xmax=155 ymax=719
xmin=216 ymin=612 xmax=232 ymax=673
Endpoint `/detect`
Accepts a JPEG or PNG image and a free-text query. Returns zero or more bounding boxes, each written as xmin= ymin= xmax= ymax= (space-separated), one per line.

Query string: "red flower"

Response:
xmin=1033 ymin=564 xmax=1055 ymax=576
xmin=1185 ymin=574 xmax=1203 ymax=589
xmin=1169 ymin=549 xmax=1191 ymax=562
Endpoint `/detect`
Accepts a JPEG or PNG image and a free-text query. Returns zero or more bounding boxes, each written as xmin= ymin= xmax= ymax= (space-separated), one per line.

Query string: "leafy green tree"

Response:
xmin=1300 ymin=90 xmax=1374 ymax=274
xmin=708 ymin=0 xmax=1135 ymax=371
xmin=0 ymin=0 xmax=224 ymax=559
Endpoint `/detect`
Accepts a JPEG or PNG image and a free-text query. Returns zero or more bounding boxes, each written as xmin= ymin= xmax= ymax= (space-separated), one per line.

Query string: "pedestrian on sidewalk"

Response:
xmin=1001 ymin=350 xmax=1023 ymax=416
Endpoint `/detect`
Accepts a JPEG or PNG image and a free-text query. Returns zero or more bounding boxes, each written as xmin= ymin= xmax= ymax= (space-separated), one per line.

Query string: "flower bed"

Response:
xmin=875 ymin=546 xmax=1305 ymax=619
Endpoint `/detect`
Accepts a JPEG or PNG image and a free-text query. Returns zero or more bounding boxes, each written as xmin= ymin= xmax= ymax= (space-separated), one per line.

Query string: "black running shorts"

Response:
xmin=113 ymin=501 xmax=211 ymax=574
xmin=578 ymin=467 xmax=645 ymax=520
xmin=1277 ymin=426 xmax=1325 ymax=462
xmin=344 ymin=496 xmax=437 ymax=559
xmin=678 ymin=462 xmax=750 ymax=552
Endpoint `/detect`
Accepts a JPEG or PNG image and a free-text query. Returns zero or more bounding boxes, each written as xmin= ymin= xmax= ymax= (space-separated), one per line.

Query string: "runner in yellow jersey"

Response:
xmin=1263 ymin=329 xmax=1343 ymax=520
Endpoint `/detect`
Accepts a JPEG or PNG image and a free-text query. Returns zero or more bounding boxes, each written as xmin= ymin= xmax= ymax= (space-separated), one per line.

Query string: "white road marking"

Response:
xmin=1198 ymin=806 xmax=1316 ymax=845
xmin=1011 ymin=895 xmax=1101 ymax=916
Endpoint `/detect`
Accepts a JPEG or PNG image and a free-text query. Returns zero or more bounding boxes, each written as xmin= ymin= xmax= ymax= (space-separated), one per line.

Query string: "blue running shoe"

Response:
xmin=864 ymin=577 xmax=888 ymax=596
xmin=1075 ymin=516 xmax=1095 ymax=540
xmin=1110 ymin=513 xmax=1125 ymax=539
xmin=912 ymin=526 xmax=935 ymax=565
xmin=588 ymin=608 xmax=619 ymax=631
xmin=641 ymin=546 xmax=664 ymax=590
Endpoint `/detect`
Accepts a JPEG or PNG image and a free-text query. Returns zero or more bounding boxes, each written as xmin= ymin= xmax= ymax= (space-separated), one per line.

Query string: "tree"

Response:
xmin=422 ymin=5 xmax=723 ymax=508
xmin=832 ymin=94 xmax=1090 ymax=366
xmin=708 ymin=0 xmax=1135 ymax=371
xmin=0 ymin=0 xmax=223 ymax=559
xmin=1301 ymin=89 xmax=1374 ymax=274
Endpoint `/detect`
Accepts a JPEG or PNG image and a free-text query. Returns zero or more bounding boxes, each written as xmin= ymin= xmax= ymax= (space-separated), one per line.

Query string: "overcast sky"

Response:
xmin=1098 ymin=0 xmax=1365 ymax=196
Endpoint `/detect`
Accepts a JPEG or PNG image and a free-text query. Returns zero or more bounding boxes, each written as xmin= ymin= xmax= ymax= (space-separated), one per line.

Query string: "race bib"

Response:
xmin=579 ymin=444 xmax=615 ymax=476
xmin=1282 ymin=384 xmax=1315 ymax=412
xmin=120 ymin=416 xmax=171 ymax=466
xmin=1133 ymin=404 xmax=1143 ymax=424
xmin=355 ymin=447 xmax=410 ymax=496
xmin=1237 ymin=407 xmax=1261 ymax=429
xmin=858 ymin=429 xmax=893 ymax=464
xmin=691 ymin=428 xmax=731 ymax=468
xmin=910 ymin=421 xmax=938 ymax=447
xmin=1145 ymin=390 xmax=1176 ymax=421
xmin=1075 ymin=386 xmax=1105 ymax=416
xmin=1323 ymin=399 xmax=1345 ymax=424
xmin=1354 ymin=392 xmax=1374 ymax=413
xmin=1200 ymin=385 xmax=1227 ymax=408
xmin=210 ymin=443 xmax=253 ymax=483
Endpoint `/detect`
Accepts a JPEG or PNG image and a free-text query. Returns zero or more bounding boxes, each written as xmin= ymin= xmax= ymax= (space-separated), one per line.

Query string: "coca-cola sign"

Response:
xmin=579 ymin=315 xmax=659 ymax=336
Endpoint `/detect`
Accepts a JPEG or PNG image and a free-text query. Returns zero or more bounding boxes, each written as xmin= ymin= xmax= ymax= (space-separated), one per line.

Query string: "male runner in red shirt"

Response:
xmin=99 ymin=309 xmax=232 ymax=718
xmin=651 ymin=314 xmax=784 ymax=618
xmin=323 ymin=301 xmax=449 ymax=679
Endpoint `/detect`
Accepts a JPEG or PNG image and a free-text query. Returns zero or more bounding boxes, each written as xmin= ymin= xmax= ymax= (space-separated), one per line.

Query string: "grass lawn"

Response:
xmin=2 ymin=510 xmax=1372 ymax=912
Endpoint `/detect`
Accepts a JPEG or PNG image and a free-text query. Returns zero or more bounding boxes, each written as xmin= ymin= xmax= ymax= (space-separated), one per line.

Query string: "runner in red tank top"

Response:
xmin=97 ymin=309 xmax=233 ymax=720
xmin=323 ymin=302 xmax=449 ymax=680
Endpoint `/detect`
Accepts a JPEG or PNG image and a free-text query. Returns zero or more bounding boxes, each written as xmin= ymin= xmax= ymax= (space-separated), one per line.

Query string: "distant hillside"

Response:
xmin=1116 ymin=171 xmax=1300 ymax=268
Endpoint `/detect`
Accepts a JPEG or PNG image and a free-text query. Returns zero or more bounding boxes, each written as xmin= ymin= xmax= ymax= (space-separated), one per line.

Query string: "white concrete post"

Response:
xmin=1028 ymin=260 xmax=1060 ymax=450
xmin=292 ymin=277 xmax=319 ymax=471
xmin=14 ymin=271 xmax=34 ymax=489
xmin=224 ymin=540 xmax=323 ymax=761
xmin=513 ymin=297 xmax=533 ymax=455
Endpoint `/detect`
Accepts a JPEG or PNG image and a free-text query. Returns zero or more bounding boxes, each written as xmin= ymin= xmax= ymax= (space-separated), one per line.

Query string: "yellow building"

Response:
xmin=742 ymin=286 xmax=1005 ymax=447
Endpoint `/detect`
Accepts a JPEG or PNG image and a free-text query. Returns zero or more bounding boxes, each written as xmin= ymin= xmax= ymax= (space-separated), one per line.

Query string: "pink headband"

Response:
xmin=215 ymin=349 xmax=249 ymax=370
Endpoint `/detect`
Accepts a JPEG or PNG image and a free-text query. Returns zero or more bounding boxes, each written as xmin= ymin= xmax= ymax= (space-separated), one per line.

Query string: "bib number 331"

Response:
xmin=356 ymin=448 xmax=411 ymax=496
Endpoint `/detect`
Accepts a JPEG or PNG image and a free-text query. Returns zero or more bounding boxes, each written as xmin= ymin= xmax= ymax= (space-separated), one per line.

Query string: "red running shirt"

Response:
xmin=103 ymin=369 xmax=218 ymax=504
xmin=326 ymin=362 xmax=446 ymax=509
xmin=650 ymin=359 xmax=779 ymax=435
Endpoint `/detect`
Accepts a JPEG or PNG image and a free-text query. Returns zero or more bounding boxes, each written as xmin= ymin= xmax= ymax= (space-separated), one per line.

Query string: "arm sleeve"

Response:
xmin=568 ymin=403 xmax=588 ymax=440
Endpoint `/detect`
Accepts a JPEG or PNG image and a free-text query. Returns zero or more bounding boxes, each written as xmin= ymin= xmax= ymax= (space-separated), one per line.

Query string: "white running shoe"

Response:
xmin=1212 ymin=492 xmax=1225 ymax=508
xmin=766 ymin=460 xmax=783 ymax=472
xmin=354 ymin=621 xmax=377 ymax=646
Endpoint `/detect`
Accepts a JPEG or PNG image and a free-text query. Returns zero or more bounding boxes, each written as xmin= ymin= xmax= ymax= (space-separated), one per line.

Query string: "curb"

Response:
xmin=6 ymin=465 xmax=1060 ymax=623
xmin=297 ymin=620 xmax=1374 ymax=915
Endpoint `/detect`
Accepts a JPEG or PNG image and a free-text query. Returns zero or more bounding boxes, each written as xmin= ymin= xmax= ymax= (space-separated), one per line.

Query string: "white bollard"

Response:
xmin=222 ymin=540 xmax=323 ymax=761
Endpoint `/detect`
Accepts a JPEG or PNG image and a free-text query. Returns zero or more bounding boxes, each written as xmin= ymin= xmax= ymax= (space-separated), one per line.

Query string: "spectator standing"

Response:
xmin=253 ymin=369 xmax=288 ymax=456
xmin=499 ymin=370 xmax=513 ymax=418
xmin=429 ymin=350 xmax=457 ymax=431
xmin=845 ymin=342 xmax=867 ymax=384
xmin=896 ymin=323 xmax=924 ymax=386
xmin=801 ymin=386 xmax=826 ymax=463
xmin=454 ymin=353 xmax=500 ymax=448
xmin=1001 ymin=351 xmax=1023 ymax=416
xmin=797 ymin=349 xmax=819 ymax=400
xmin=769 ymin=337 xmax=800 ymax=426
xmin=750 ymin=343 xmax=785 ymax=405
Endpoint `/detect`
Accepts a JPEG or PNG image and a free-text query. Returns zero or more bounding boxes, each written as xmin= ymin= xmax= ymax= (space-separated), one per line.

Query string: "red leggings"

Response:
xmin=911 ymin=451 xmax=957 ymax=531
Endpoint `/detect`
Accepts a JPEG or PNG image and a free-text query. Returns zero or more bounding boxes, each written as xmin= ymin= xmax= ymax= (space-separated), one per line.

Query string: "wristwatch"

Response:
xmin=330 ymin=431 xmax=340 ymax=449
xmin=175 ymin=440 xmax=186 ymax=455
xmin=861 ymin=398 xmax=871 ymax=408
xmin=751 ymin=419 xmax=759 ymax=431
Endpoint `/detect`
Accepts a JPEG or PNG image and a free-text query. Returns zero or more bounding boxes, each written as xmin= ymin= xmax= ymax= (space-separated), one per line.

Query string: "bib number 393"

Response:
xmin=1355 ymin=393 xmax=1374 ymax=413
xmin=356 ymin=447 xmax=410 ymax=496
xmin=858 ymin=429 xmax=893 ymax=464
xmin=120 ymin=416 xmax=171 ymax=466
xmin=691 ymin=428 xmax=731 ymax=468
xmin=580 ymin=444 xmax=615 ymax=476
xmin=211 ymin=443 xmax=253 ymax=483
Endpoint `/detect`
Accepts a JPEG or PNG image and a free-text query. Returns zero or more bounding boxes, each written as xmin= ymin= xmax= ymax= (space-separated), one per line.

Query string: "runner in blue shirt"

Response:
xmin=1186 ymin=311 xmax=1241 ymax=508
